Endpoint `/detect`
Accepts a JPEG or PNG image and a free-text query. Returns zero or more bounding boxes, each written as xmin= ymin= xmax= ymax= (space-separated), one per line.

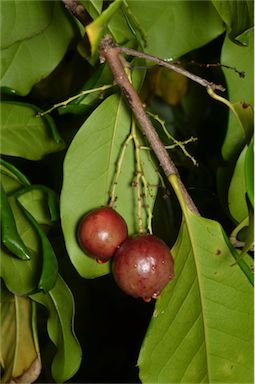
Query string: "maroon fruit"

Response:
xmin=112 ymin=234 xmax=174 ymax=301
xmin=78 ymin=206 xmax=128 ymax=261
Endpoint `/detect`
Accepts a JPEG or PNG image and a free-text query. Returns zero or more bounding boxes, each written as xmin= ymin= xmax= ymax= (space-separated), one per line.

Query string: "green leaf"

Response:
xmin=80 ymin=0 xmax=103 ymax=19
xmin=0 ymin=196 xmax=41 ymax=295
xmin=212 ymin=0 xmax=254 ymax=45
xmin=221 ymin=28 xmax=254 ymax=162
xmin=61 ymin=94 xmax=158 ymax=278
xmin=0 ymin=287 xmax=41 ymax=383
xmin=30 ymin=275 xmax=82 ymax=383
xmin=0 ymin=1 xmax=54 ymax=50
xmin=139 ymin=210 xmax=254 ymax=383
xmin=1 ymin=183 xmax=31 ymax=260
xmin=0 ymin=1 xmax=74 ymax=95
xmin=126 ymin=0 xmax=225 ymax=59
xmin=0 ymin=185 xmax=59 ymax=295
xmin=86 ymin=0 xmax=123 ymax=59
xmin=16 ymin=185 xmax=59 ymax=226
xmin=0 ymin=159 xmax=30 ymax=194
xmin=16 ymin=199 xmax=58 ymax=293
xmin=224 ymin=101 xmax=254 ymax=162
xmin=222 ymin=227 xmax=253 ymax=285
xmin=245 ymin=137 xmax=254 ymax=206
xmin=228 ymin=146 xmax=249 ymax=223
xmin=0 ymin=102 xmax=65 ymax=160
xmin=240 ymin=209 xmax=254 ymax=258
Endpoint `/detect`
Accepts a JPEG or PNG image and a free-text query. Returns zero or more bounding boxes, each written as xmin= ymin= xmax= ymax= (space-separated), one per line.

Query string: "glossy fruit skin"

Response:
xmin=112 ymin=234 xmax=174 ymax=300
xmin=78 ymin=207 xmax=128 ymax=261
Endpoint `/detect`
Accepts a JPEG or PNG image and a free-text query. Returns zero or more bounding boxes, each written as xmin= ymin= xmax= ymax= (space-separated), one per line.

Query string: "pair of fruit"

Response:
xmin=78 ymin=207 xmax=174 ymax=302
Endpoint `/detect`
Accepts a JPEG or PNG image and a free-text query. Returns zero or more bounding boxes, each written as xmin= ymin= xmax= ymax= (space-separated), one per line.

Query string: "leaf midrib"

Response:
xmin=183 ymin=212 xmax=211 ymax=382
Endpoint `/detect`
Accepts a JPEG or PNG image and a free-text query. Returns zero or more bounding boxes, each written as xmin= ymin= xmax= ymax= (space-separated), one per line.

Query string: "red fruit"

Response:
xmin=78 ymin=207 xmax=128 ymax=261
xmin=112 ymin=234 xmax=174 ymax=301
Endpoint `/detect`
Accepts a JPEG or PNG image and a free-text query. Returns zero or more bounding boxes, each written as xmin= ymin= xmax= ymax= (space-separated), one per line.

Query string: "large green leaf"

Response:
xmin=30 ymin=275 xmax=82 ymax=383
xmin=139 ymin=209 xmax=254 ymax=383
xmin=212 ymin=0 xmax=254 ymax=44
xmin=0 ymin=287 xmax=41 ymax=383
xmin=228 ymin=145 xmax=249 ymax=223
xmin=61 ymin=94 xmax=158 ymax=278
xmin=0 ymin=102 xmax=65 ymax=160
xmin=1 ymin=1 xmax=53 ymax=50
xmin=0 ymin=1 xmax=74 ymax=95
xmin=221 ymin=28 xmax=254 ymax=162
xmin=126 ymin=0 xmax=225 ymax=59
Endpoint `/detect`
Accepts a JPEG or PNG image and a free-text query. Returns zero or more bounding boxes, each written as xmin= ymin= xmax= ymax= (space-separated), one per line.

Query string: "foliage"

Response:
xmin=0 ymin=1 xmax=253 ymax=383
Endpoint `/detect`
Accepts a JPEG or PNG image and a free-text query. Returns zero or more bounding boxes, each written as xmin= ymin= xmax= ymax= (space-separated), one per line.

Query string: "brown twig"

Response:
xmin=61 ymin=0 xmax=92 ymax=26
xmin=100 ymin=35 xmax=199 ymax=215
xmin=118 ymin=47 xmax=225 ymax=92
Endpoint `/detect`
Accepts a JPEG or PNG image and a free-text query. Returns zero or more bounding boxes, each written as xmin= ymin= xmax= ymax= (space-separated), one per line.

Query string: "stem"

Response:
xmin=37 ymin=85 xmax=113 ymax=116
xmin=147 ymin=111 xmax=198 ymax=166
xmin=61 ymin=0 xmax=92 ymax=26
xmin=131 ymin=117 xmax=154 ymax=234
xmin=109 ymin=133 xmax=133 ymax=207
xmin=119 ymin=46 xmax=225 ymax=92
xmin=100 ymin=35 xmax=199 ymax=215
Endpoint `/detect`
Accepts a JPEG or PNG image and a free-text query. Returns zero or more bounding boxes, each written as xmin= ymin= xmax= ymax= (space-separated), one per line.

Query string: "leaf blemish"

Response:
xmin=216 ymin=249 xmax=221 ymax=256
xmin=241 ymin=102 xmax=250 ymax=109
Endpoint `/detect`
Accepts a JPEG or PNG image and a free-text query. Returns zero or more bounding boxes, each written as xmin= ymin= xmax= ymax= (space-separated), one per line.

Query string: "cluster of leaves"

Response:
xmin=0 ymin=0 xmax=253 ymax=383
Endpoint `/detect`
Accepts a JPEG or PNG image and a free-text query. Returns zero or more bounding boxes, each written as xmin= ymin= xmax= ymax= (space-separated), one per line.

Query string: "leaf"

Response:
xmin=0 ymin=101 xmax=65 ymax=160
xmin=16 ymin=201 xmax=58 ymax=292
xmin=245 ymin=137 xmax=254 ymax=206
xmin=16 ymin=185 xmax=59 ymax=226
xmin=80 ymin=0 xmax=103 ymax=19
xmin=212 ymin=0 xmax=254 ymax=45
xmin=139 ymin=209 xmax=254 ymax=383
xmin=149 ymin=68 xmax=188 ymax=106
xmin=0 ymin=1 xmax=74 ymax=95
xmin=1 ymin=185 xmax=59 ymax=295
xmin=61 ymin=94 xmax=158 ymax=278
xmin=0 ymin=287 xmax=41 ymax=383
xmin=240 ymin=209 xmax=254 ymax=258
xmin=0 ymin=1 xmax=54 ymax=50
xmin=1 ymin=183 xmax=31 ymax=260
xmin=126 ymin=0 xmax=225 ymax=59
xmin=0 ymin=158 xmax=30 ymax=194
xmin=228 ymin=145 xmax=249 ymax=223
xmin=86 ymin=0 xmax=123 ymax=59
xmin=0 ymin=196 xmax=41 ymax=295
xmin=30 ymin=275 xmax=82 ymax=383
xmin=221 ymin=28 xmax=254 ymax=161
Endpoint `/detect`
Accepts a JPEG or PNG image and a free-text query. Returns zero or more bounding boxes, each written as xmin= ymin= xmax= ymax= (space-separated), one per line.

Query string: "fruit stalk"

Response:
xmin=99 ymin=35 xmax=199 ymax=215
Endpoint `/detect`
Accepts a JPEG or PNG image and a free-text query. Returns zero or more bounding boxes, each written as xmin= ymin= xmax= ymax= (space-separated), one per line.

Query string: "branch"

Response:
xmin=61 ymin=0 xmax=91 ymax=26
xmin=119 ymin=46 xmax=225 ymax=92
xmin=99 ymin=35 xmax=199 ymax=215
